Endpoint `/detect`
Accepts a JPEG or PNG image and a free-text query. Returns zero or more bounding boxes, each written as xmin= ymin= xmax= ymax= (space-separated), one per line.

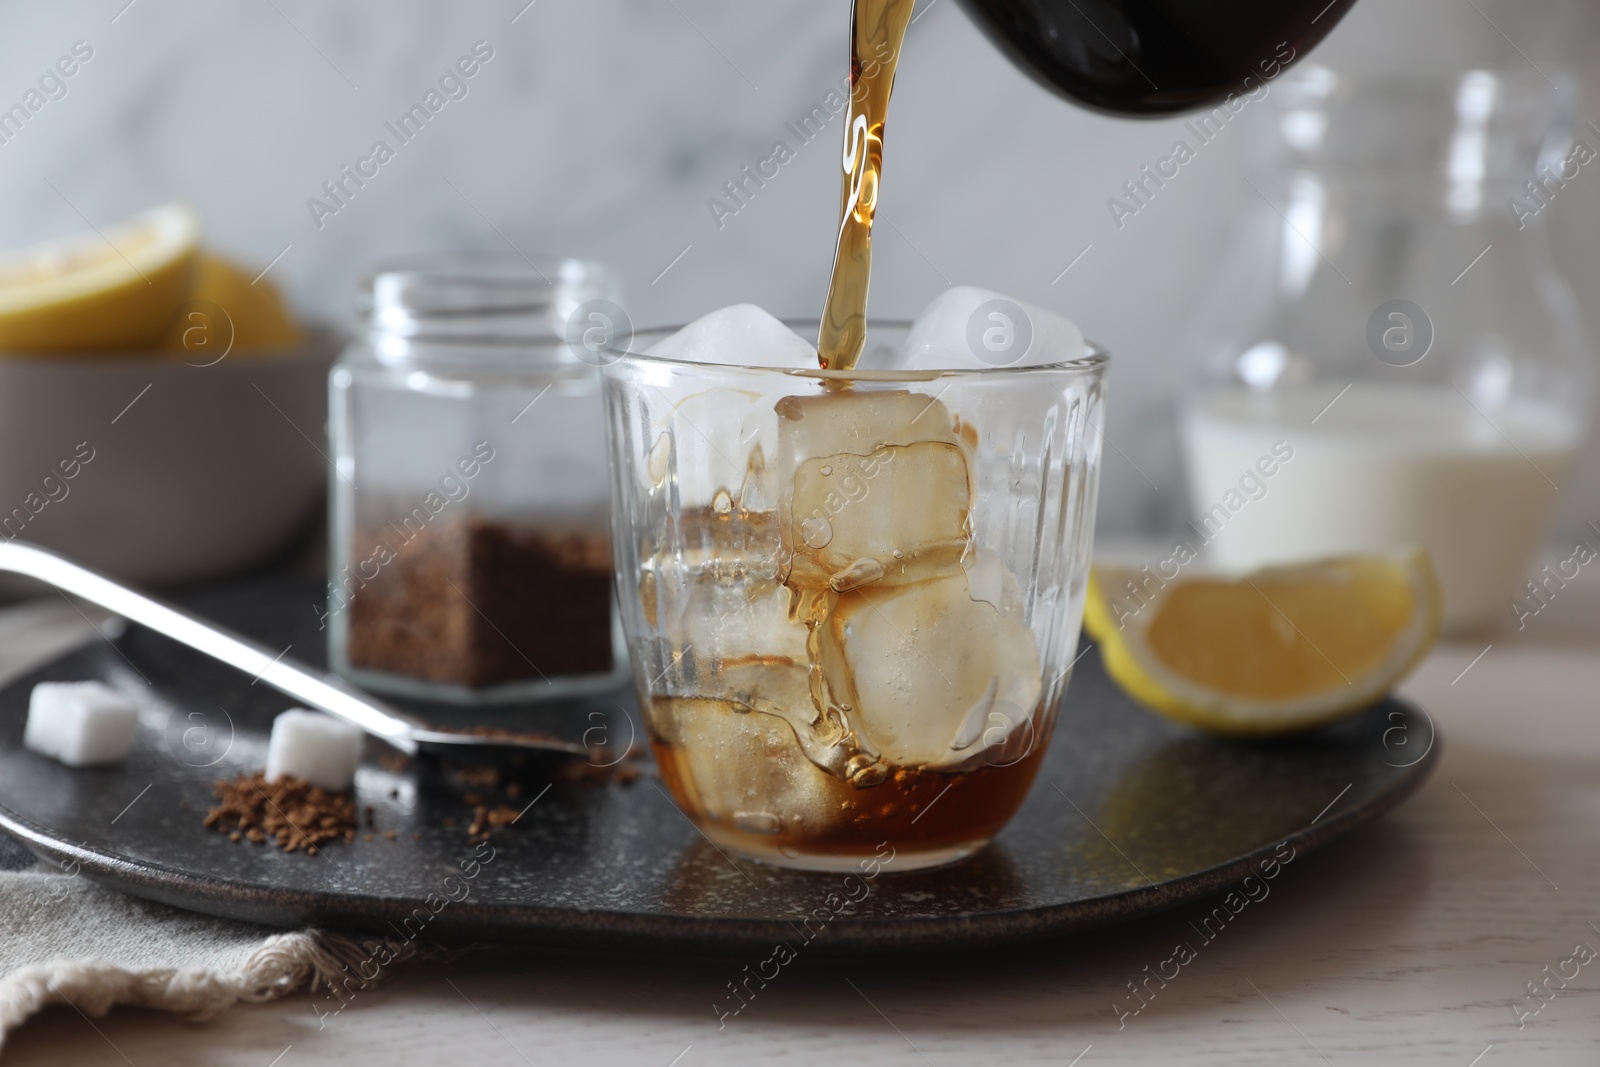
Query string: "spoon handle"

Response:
xmin=0 ymin=541 xmax=422 ymax=753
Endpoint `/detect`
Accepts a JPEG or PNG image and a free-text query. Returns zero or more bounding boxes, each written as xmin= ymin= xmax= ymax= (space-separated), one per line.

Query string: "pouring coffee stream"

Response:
xmin=817 ymin=0 xmax=918 ymax=372
xmin=817 ymin=0 xmax=1359 ymax=370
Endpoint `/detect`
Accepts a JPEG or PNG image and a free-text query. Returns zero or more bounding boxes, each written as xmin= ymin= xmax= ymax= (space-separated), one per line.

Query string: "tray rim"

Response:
xmin=0 ymin=710 xmax=1439 ymax=955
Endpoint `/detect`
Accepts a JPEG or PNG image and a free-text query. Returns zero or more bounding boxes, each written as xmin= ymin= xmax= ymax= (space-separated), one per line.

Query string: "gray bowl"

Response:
xmin=0 ymin=330 xmax=337 ymax=586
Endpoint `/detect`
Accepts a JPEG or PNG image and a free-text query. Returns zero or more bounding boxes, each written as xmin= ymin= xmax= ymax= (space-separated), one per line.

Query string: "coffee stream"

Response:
xmin=816 ymin=0 xmax=918 ymax=372
xmin=815 ymin=0 xmax=1359 ymax=370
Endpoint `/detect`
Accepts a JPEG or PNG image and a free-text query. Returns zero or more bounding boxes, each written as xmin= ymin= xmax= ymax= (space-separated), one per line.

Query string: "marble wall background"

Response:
xmin=1 ymin=0 xmax=1598 ymax=538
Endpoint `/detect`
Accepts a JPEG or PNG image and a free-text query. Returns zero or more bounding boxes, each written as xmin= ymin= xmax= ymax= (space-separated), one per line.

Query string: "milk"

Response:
xmin=1182 ymin=383 xmax=1581 ymax=632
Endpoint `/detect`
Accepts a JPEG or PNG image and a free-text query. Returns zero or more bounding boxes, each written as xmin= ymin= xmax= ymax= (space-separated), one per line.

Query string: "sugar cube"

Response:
xmin=24 ymin=681 xmax=140 ymax=767
xmin=265 ymin=709 xmax=362 ymax=792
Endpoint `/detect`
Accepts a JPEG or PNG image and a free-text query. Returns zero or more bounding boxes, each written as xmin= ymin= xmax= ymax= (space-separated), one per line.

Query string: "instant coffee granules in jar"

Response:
xmin=327 ymin=253 xmax=628 ymax=703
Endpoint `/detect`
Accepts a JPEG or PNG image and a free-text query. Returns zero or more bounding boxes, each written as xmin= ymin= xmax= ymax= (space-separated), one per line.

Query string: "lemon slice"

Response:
xmin=1085 ymin=550 xmax=1441 ymax=736
xmin=0 ymin=202 xmax=199 ymax=352
xmin=160 ymin=253 xmax=302 ymax=356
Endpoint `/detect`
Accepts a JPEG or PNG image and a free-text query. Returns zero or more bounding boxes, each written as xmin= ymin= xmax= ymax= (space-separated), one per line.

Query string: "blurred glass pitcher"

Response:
xmin=1180 ymin=65 xmax=1594 ymax=632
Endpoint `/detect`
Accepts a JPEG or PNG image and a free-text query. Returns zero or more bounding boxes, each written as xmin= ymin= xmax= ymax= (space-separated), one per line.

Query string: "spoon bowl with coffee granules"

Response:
xmin=0 ymin=541 xmax=594 ymax=766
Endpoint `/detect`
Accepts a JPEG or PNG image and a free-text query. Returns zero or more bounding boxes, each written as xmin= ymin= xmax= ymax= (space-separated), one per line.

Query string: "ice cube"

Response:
xmin=875 ymin=286 xmax=1085 ymax=370
xmin=640 ymin=305 xmax=811 ymax=511
xmin=646 ymin=304 xmax=817 ymax=369
xmin=648 ymin=690 xmax=842 ymax=840
xmin=24 ymin=681 xmax=139 ymax=767
xmin=815 ymin=571 xmax=1042 ymax=770
xmin=644 ymin=551 xmax=881 ymax=780
xmin=777 ymin=389 xmax=976 ymax=589
xmin=265 ymin=709 xmax=362 ymax=792
xmin=776 ymin=387 xmax=969 ymax=464
xmin=657 ymin=564 xmax=807 ymax=694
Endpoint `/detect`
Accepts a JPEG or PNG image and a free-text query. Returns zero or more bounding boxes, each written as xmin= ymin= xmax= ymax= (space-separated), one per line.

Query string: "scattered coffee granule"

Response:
xmin=465 ymin=804 xmax=524 ymax=843
xmin=346 ymin=518 xmax=615 ymax=688
xmin=377 ymin=752 xmax=412 ymax=774
xmin=204 ymin=772 xmax=357 ymax=855
xmin=453 ymin=764 xmax=502 ymax=789
xmin=557 ymin=759 xmax=644 ymax=787
xmin=557 ymin=744 xmax=648 ymax=787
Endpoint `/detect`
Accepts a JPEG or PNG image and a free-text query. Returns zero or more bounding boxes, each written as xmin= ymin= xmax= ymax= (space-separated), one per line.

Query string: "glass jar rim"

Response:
xmin=362 ymin=251 xmax=615 ymax=345
xmin=602 ymin=319 xmax=1110 ymax=380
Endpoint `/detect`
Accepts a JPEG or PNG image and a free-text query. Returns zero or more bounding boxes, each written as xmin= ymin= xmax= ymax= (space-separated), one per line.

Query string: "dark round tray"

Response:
xmin=0 ymin=578 xmax=1437 ymax=954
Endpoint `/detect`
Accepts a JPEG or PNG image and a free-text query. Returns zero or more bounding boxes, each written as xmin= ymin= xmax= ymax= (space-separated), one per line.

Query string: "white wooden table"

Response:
xmin=4 ymin=579 xmax=1598 ymax=1066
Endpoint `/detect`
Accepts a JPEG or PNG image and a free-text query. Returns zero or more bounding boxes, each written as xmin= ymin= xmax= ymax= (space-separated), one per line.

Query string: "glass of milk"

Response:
xmin=1182 ymin=65 xmax=1593 ymax=633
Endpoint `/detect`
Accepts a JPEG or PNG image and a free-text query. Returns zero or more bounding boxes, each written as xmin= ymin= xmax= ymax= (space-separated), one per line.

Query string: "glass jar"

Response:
xmin=327 ymin=253 xmax=630 ymax=703
xmin=1181 ymin=65 xmax=1594 ymax=632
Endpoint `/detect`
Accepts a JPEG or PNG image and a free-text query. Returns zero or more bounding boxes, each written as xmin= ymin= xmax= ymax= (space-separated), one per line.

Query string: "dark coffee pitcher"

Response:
xmin=957 ymin=0 xmax=1358 ymax=115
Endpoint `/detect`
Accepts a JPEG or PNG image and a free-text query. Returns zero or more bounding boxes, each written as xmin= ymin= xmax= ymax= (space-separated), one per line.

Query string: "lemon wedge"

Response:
xmin=0 ymin=202 xmax=199 ymax=352
xmin=1085 ymin=550 xmax=1442 ymax=736
xmin=160 ymin=253 xmax=302 ymax=356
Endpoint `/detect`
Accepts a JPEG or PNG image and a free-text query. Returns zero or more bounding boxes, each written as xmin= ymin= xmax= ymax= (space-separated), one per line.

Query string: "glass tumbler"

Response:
xmin=602 ymin=322 xmax=1107 ymax=871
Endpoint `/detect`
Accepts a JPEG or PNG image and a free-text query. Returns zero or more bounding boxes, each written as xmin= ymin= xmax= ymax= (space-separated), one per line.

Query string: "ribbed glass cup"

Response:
xmin=601 ymin=321 xmax=1107 ymax=871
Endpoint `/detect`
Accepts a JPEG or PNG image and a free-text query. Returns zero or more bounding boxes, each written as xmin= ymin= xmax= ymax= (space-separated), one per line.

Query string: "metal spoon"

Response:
xmin=0 ymin=541 xmax=591 ymax=763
